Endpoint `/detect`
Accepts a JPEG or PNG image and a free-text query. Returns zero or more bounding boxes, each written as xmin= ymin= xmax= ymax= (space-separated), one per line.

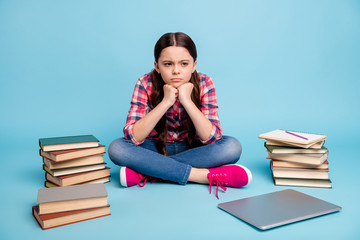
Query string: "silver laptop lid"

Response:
xmin=218 ymin=189 xmax=341 ymax=230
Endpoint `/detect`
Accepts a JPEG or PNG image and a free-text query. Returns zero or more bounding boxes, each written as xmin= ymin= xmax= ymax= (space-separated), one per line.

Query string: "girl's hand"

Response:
xmin=162 ymin=84 xmax=178 ymax=107
xmin=178 ymin=82 xmax=194 ymax=106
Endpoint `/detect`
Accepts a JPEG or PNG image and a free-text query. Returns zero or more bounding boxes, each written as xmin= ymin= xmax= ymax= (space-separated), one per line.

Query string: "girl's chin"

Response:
xmin=170 ymin=82 xmax=183 ymax=88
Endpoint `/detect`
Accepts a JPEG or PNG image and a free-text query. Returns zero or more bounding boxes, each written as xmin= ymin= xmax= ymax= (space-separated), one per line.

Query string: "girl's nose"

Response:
xmin=173 ymin=65 xmax=180 ymax=74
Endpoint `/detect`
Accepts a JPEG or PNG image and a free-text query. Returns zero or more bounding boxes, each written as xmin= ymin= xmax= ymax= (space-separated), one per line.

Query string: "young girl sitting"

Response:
xmin=108 ymin=32 xmax=252 ymax=198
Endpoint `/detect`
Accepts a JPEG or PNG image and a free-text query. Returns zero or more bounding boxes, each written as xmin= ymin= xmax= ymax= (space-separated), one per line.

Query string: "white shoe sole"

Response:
xmin=223 ymin=164 xmax=253 ymax=185
xmin=237 ymin=164 xmax=253 ymax=184
xmin=120 ymin=167 xmax=128 ymax=187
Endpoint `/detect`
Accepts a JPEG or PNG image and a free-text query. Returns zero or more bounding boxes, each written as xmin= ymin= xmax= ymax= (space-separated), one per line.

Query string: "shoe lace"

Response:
xmin=208 ymin=173 xmax=228 ymax=199
xmin=138 ymin=174 xmax=156 ymax=187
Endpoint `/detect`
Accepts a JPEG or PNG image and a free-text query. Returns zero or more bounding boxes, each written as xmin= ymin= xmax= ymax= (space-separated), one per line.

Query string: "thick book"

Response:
xmin=37 ymin=183 xmax=108 ymax=214
xmin=40 ymin=145 xmax=105 ymax=162
xmin=45 ymin=177 xmax=110 ymax=188
xmin=259 ymin=130 xmax=327 ymax=148
xmin=272 ymin=159 xmax=329 ymax=170
xmin=271 ymin=166 xmax=330 ymax=180
xmin=267 ymin=151 xmax=328 ymax=166
xmin=273 ymin=178 xmax=332 ymax=188
xmin=266 ymin=139 xmax=325 ymax=149
xmin=39 ymin=135 xmax=99 ymax=151
xmin=43 ymin=163 xmax=106 ymax=177
xmin=43 ymin=154 xmax=105 ymax=170
xmin=265 ymin=144 xmax=328 ymax=154
xmin=33 ymin=205 xmax=110 ymax=230
xmin=45 ymin=168 xmax=110 ymax=187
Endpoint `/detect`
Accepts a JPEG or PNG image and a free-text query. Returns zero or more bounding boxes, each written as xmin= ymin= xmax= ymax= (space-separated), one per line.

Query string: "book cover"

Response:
xmin=259 ymin=130 xmax=327 ymax=148
xmin=43 ymin=154 xmax=104 ymax=169
xmin=45 ymin=177 xmax=110 ymax=188
xmin=271 ymin=167 xmax=330 ymax=180
xmin=33 ymin=205 xmax=110 ymax=230
xmin=271 ymin=159 xmax=329 ymax=170
xmin=265 ymin=144 xmax=328 ymax=154
xmin=37 ymin=183 xmax=108 ymax=204
xmin=266 ymin=139 xmax=325 ymax=149
xmin=43 ymin=163 xmax=106 ymax=177
xmin=40 ymin=145 xmax=105 ymax=162
xmin=39 ymin=135 xmax=99 ymax=151
xmin=273 ymin=178 xmax=332 ymax=188
xmin=37 ymin=183 xmax=109 ymax=214
xmin=267 ymin=152 xmax=328 ymax=166
xmin=45 ymin=168 xmax=110 ymax=186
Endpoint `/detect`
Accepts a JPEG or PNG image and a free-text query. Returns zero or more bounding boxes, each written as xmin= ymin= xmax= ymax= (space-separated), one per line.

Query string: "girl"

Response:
xmin=108 ymin=32 xmax=252 ymax=198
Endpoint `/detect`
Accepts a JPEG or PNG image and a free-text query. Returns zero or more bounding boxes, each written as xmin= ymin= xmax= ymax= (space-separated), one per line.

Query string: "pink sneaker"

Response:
xmin=120 ymin=167 xmax=154 ymax=187
xmin=207 ymin=164 xmax=252 ymax=199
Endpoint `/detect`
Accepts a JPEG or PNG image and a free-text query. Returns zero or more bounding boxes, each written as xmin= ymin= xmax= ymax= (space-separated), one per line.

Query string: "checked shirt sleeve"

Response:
xmin=123 ymin=76 xmax=151 ymax=145
xmin=199 ymin=75 xmax=223 ymax=144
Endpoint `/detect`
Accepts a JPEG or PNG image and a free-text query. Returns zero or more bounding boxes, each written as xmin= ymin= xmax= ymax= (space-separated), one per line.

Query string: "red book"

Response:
xmin=33 ymin=205 xmax=110 ymax=230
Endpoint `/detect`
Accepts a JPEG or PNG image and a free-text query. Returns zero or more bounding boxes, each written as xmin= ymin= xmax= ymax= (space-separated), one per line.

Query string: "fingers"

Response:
xmin=164 ymin=84 xmax=178 ymax=96
xmin=177 ymin=82 xmax=193 ymax=91
xmin=177 ymin=83 xmax=194 ymax=105
xmin=178 ymin=82 xmax=194 ymax=95
xmin=163 ymin=84 xmax=178 ymax=106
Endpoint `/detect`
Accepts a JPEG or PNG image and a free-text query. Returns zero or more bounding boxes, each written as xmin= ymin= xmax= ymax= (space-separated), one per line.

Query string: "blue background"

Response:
xmin=1 ymin=0 xmax=359 ymax=239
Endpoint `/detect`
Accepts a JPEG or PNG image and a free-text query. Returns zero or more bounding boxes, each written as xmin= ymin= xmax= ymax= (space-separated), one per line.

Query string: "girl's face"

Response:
xmin=154 ymin=46 xmax=197 ymax=88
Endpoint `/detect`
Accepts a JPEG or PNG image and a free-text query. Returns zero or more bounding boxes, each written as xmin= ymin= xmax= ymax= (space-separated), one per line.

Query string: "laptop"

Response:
xmin=218 ymin=189 xmax=341 ymax=230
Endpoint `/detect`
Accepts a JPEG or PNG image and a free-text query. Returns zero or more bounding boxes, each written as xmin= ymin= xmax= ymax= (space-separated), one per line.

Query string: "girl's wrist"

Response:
xmin=159 ymin=98 xmax=174 ymax=110
xmin=181 ymin=98 xmax=195 ymax=110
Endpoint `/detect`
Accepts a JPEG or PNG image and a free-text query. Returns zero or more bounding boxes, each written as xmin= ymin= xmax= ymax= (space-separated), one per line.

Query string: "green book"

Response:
xmin=265 ymin=143 xmax=328 ymax=154
xmin=39 ymin=135 xmax=99 ymax=151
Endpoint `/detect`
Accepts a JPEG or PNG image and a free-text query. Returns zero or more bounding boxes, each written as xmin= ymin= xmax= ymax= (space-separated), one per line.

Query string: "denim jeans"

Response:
xmin=108 ymin=136 xmax=242 ymax=185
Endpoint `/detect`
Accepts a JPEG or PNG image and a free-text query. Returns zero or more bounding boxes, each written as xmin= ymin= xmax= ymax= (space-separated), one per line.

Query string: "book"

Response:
xmin=265 ymin=144 xmax=328 ymax=154
xmin=45 ymin=168 xmax=110 ymax=187
xmin=267 ymin=151 xmax=328 ymax=166
xmin=270 ymin=160 xmax=331 ymax=188
xmin=43 ymin=154 xmax=105 ymax=170
xmin=259 ymin=130 xmax=327 ymax=148
xmin=40 ymin=145 xmax=105 ymax=162
xmin=33 ymin=205 xmax=110 ymax=230
xmin=272 ymin=159 xmax=329 ymax=170
xmin=265 ymin=140 xmax=325 ymax=149
xmin=271 ymin=166 xmax=330 ymax=180
xmin=43 ymin=163 xmax=106 ymax=177
xmin=273 ymin=178 xmax=332 ymax=188
xmin=39 ymin=135 xmax=99 ymax=152
xmin=37 ymin=183 xmax=108 ymax=214
xmin=45 ymin=177 xmax=110 ymax=188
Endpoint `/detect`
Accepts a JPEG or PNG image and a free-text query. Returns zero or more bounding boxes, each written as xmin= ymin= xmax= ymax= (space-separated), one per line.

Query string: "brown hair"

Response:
xmin=151 ymin=32 xmax=201 ymax=156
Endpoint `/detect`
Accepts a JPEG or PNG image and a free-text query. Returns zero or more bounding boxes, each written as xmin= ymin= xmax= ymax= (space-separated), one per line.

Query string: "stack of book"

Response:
xmin=33 ymin=183 xmax=110 ymax=229
xmin=39 ymin=135 xmax=110 ymax=187
xmin=259 ymin=129 xmax=331 ymax=188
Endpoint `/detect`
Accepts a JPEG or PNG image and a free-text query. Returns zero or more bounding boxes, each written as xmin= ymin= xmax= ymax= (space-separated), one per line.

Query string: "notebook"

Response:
xmin=258 ymin=129 xmax=327 ymax=148
xmin=218 ymin=189 xmax=341 ymax=230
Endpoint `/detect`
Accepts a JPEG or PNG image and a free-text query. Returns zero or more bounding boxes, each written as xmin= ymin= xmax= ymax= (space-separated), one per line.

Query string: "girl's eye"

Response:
xmin=182 ymin=62 xmax=188 ymax=66
xmin=164 ymin=63 xmax=172 ymax=66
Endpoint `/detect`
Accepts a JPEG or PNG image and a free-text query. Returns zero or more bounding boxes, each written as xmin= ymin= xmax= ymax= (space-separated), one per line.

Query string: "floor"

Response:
xmin=1 ymin=135 xmax=359 ymax=240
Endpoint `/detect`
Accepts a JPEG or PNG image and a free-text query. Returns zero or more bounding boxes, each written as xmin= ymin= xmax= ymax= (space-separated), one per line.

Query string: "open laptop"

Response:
xmin=218 ymin=189 xmax=341 ymax=230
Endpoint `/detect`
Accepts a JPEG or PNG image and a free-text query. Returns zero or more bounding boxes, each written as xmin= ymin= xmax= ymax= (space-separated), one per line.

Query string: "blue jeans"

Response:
xmin=108 ymin=136 xmax=242 ymax=185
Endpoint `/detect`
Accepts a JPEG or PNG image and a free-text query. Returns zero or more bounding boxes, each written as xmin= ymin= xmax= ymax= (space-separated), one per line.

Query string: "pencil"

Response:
xmin=285 ymin=131 xmax=309 ymax=140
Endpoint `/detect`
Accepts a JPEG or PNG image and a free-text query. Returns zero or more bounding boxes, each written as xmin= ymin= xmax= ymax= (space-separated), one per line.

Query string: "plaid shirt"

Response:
xmin=124 ymin=71 xmax=223 ymax=145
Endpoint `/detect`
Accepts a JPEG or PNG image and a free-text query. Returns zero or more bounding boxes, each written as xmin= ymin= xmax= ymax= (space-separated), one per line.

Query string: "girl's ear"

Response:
xmin=192 ymin=60 xmax=197 ymax=73
xmin=154 ymin=61 xmax=160 ymax=74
